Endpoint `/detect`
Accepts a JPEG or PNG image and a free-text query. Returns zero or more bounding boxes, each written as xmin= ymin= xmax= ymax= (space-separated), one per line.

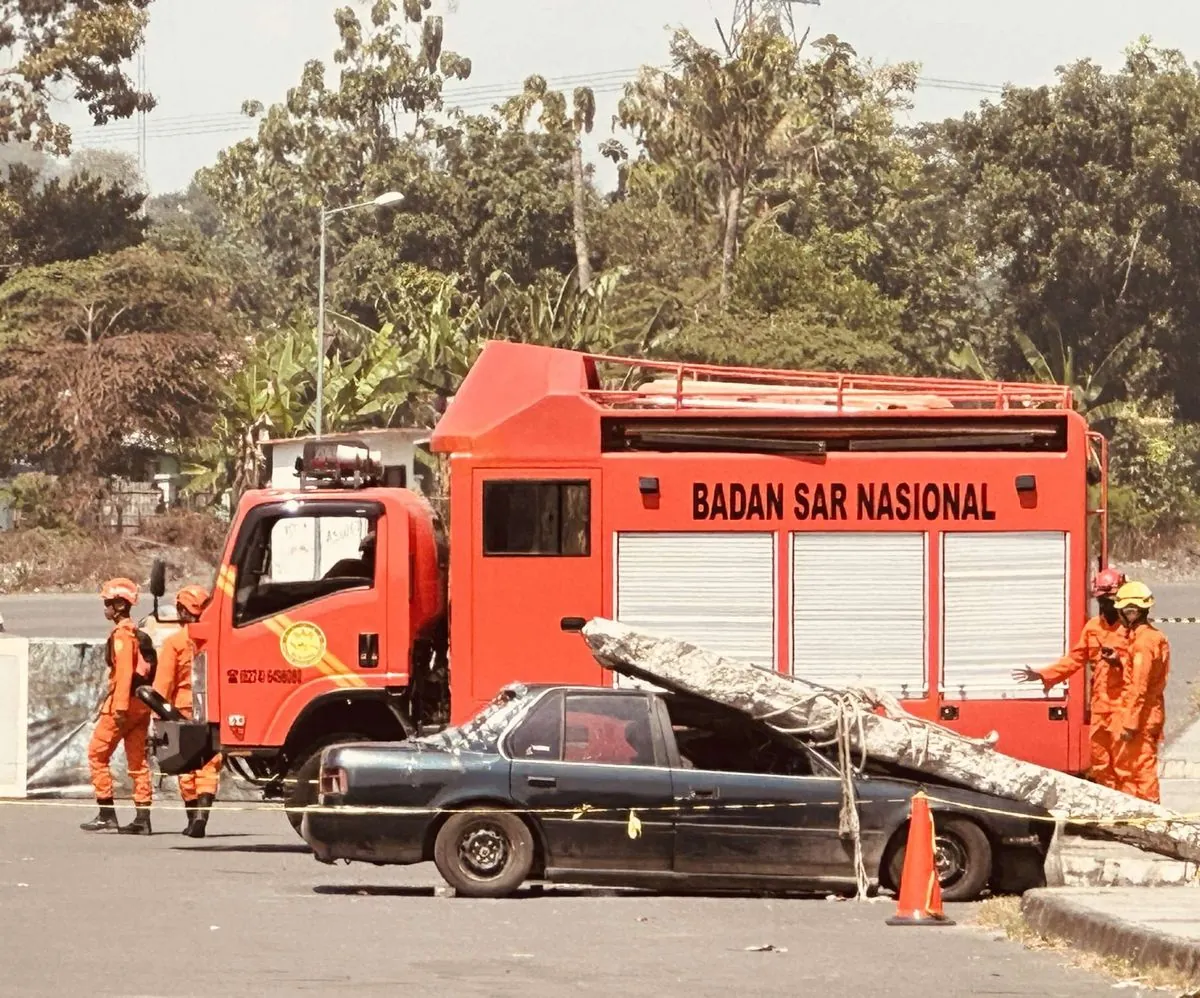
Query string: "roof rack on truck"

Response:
xmin=577 ymin=352 xmax=1076 ymax=415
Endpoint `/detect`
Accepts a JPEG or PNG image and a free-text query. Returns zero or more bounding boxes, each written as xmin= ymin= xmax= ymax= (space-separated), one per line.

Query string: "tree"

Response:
xmin=670 ymin=225 xmax=907 ymax=372
xmin=197 ymin=2 xmax=472 ymax=323
xmin=198 ymin=5 xmax=582 ymax=335
xmin=0 ymin=0 xmax=156 ymax=153
xmin=66 ymin=148 xmax=144 ymax=192
xmin=0 ymin=244 xmax=244 ymax=478
xmin=0 ymin=162 xmax=146 ymax=273
xmin=935 ymin=37 xmax=1200 ymax=416
xmin=616 ymin=23 xmax=803 ymax=304
xmin=330 ymin=112 xmax=577 ymax=323
xmin=502 ymin=76 xmax=598 ymax=290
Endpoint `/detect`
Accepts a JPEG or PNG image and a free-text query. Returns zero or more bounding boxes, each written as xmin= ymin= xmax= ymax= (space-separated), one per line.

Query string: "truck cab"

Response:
xmin=151 ymin=441 xmax=446 ymax=828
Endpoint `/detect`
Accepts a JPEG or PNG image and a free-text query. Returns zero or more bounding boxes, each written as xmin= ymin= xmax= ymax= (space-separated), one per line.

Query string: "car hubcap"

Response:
xmin=934 ymin=834 xmax=966 ymax=886
xmin=459 ymin=825 xmax=509 ymax=878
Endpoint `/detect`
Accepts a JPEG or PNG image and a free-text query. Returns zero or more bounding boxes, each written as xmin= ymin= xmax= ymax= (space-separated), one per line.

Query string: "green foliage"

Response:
xmin=0 ymin=472 xmax=73 ymax=529
xmin=501 ymin=75 xmax=599 ymax=289
xmin=1107 ymin=397 xmax=1200 ymax=554
xmin=20 ymin=15 xmax=1200 ymax=556
xmin=0 ymin=244 xmax=245 ymax=477
xmin=0 ymin=162 xmax=147 ymax=272
xmin=616 ymin=24 xmax=804 ymax=303
xmin=195 ymin=3 xmax=477 ymax=326
xmin=671 ymin=226 xmax=905 ymax=371
xmin=0 ymin=0 xmax=156 ymax=152
xmin=935 ymin=38 xmax=1200 ymax=417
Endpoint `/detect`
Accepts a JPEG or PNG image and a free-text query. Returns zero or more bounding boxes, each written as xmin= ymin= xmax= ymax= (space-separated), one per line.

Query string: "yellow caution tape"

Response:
xmin=0 ymin=793 xmax=1197 ymax=828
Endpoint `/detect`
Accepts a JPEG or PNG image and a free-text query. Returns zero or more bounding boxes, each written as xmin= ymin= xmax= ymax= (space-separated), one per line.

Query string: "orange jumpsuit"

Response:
xmin=153 ymin=626 xmax=222 ymax=798
xmin=1113 ymin=623 xmax=1170 ymax=803
xmin=1037 ymin=614 xmax=1128 ymax=790
xmin=87 ymin=618 xmax=153 ymax=804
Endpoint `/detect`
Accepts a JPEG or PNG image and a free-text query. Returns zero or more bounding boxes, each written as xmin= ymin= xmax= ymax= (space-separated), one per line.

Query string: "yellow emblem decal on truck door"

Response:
xmin=279 ymin=621 xmax=327 ymax=669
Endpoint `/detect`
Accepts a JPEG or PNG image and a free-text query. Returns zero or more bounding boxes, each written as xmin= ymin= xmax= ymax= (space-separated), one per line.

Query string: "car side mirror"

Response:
xmin=149 ymin=559 xmax=166 ymax=599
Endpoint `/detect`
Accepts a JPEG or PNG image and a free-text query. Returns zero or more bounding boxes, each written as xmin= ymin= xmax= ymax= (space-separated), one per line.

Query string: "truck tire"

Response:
xmin=883 ymin=815 xmax=992 ymax=903
xmin=285 ymin=733 xmax=367 ymax=837
xmin=433 ymin=808 xmax=534 ymax=898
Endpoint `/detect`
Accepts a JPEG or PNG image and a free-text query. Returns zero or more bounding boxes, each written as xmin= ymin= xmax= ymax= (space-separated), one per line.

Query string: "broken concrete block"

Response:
xmin=581 ymin=618 xmax=1200 ymax=866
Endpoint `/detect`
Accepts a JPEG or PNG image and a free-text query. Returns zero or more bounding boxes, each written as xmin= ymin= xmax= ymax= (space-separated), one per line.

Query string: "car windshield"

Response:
xmin=417 ymin=684 xmax=532 ymax=753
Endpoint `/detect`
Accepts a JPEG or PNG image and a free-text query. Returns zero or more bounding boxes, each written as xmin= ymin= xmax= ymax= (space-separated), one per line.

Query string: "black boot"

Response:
xmin=80 ymin=798 xmax=119 ymax=832
xmin=118 ymin=805 xmax=152 ymax=835
xmin=181 ymin=800 xmax=197 ymax=835
xmin=184 ymin=794 xmax=214 ymax=838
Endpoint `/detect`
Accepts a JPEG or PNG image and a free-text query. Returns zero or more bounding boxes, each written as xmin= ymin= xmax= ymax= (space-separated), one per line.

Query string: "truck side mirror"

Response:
xmin=149 ymin=559 xmax=166 ymax=599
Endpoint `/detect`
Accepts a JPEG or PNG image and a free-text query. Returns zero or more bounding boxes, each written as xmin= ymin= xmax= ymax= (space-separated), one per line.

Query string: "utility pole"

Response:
xmin=136 ymin=48 xmax=147 ymax=183
xmin=728 ymin=0 xmax=821 ymax=48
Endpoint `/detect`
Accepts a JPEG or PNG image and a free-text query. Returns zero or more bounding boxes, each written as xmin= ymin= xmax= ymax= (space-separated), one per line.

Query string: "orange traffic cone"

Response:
xmin=886 ymin=791 xmax=955 ymax=927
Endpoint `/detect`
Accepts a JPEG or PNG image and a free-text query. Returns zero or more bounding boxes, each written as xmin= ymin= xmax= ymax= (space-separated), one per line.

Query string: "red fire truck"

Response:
xmin=150 ymin=341 xmax=1109 ymax=828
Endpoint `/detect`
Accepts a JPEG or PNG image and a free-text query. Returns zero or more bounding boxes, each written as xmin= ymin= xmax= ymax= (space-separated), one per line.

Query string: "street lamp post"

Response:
xmin=315 ymin=190 xmax=405 ymax=440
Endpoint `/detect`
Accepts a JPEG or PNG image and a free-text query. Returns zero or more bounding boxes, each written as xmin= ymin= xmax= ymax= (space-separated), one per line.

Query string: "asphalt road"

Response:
xmin=5 ymin=581 xmax=1198 ymax=740
xmin=0 ymin=592 xmax=162 ymax=639
xmin=0 ymin=805 xmax=1122 ymax=998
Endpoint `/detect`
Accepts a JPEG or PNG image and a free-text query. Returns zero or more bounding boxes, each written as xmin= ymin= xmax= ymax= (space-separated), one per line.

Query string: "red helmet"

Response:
xmin=1091 ymin=567 xmax=1126 ymax=598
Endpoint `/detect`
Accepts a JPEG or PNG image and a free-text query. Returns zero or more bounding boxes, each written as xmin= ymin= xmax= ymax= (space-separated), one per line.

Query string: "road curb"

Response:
xmin=1161 ymin=760 xmax=1200 ymax=780
xmin=1162 ymin=718 xmax=1200 ymax=781
xmin=1021 ymin=888 xmax=1200 ymax=982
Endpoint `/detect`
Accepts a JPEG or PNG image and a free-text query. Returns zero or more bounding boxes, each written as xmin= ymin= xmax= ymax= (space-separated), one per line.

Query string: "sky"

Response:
xmin=54 ymin=0 xmax=1200 ymax=196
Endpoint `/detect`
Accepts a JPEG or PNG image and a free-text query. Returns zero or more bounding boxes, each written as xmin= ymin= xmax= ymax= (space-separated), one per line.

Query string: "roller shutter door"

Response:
xmin=791 ymin=532 xmax=928 ymax=698
xmin=941 ymin=531 xmax=1068 ymax=700
xmin=614 ymin=532 xmax=776 ymax=680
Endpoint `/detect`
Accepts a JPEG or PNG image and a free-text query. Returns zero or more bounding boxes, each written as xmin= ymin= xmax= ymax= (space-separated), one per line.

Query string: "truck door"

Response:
xmin=216 ymin=499 xmax=391 ymax=747
xmin=470 ymin=471 xmax=604 ymax=705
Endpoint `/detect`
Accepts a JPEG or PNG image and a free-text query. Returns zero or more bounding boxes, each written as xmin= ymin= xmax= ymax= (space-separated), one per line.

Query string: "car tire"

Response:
xmin=884 ymin=815 xmax=992 ymax=903
xmin=433 ymin=808 xmax=534 ymax=898
xmin=284 ymin=733 xmax=366 ymax=837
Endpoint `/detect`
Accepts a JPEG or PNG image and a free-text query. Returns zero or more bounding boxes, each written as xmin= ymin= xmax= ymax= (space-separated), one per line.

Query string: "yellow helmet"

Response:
xmin=1113 ymin=580 xmax=1154 ymax=610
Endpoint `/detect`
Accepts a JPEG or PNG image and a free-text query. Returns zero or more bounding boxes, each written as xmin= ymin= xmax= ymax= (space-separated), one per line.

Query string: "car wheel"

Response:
xmin=885 ymin=816 xmax=992 ymax=903
xmin=433 ymin=808 xmax=534 ymax=898
xmin=284 ymin=733 xmax=366 ymax=837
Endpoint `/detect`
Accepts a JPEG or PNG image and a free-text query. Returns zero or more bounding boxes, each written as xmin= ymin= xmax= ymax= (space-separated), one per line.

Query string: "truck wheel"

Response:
xmin=884 ymin=816 xmax=992 ymax=903
xmin=285 ymin=733 xmax=365 ymax=837
xmin=433 ymin=808 xmax=534 ymax=898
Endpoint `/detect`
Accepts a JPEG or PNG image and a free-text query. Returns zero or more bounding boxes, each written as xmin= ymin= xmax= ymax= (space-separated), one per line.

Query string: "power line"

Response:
xmin=70 ymin=66 xmax=1008 ymax=150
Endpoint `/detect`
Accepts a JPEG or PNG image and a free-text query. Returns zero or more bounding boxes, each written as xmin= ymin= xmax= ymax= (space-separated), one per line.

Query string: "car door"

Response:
xmin=507 ymin=690 xmax=674 ymax=873
xmin=657 ymin=698 xmax=854 ymax=883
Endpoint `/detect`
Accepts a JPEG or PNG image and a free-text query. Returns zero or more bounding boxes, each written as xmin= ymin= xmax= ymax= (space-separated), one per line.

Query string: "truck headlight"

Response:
xmin=191 ymin=650 xmax=208 ymax=722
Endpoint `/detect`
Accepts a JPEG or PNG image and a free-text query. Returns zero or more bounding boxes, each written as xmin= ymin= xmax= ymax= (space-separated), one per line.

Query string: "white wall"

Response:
xmin=268 ymin=437 xmax=419 ymax=492
xmin=0 ymin=636 xmax=29 ymax=798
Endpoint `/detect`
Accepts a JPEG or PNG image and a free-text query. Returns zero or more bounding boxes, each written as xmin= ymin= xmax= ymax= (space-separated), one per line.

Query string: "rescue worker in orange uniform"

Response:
xmin=1112 ymin=580 xmax=1170 ymax=804
xmin=80 ymin=578 xmax=154 ymax=834
xmin=1012 ymin=566 xmax=1128 ymax=790
xmin=152 ymin=585 xmax=221 ymax=838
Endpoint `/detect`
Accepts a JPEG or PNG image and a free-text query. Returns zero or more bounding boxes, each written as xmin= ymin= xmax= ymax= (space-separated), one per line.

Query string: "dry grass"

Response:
xmin=973 ymin=896 xmax=1198 ymax=994
xmin=137 ymin=509 xmax=227 ymax=563
xmin=0 ymin=527 xmax=215 ymax=594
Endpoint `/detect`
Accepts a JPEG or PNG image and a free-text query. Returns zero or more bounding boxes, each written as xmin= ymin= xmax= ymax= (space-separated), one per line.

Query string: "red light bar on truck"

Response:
xmin=296 ymin=441 xmax=383 ymax=489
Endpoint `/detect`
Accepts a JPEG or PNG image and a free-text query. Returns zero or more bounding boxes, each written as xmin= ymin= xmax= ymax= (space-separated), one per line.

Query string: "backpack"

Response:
xmin=133 ymin=628 xmax=159 ymax=688
xmin=114 ymin=626 xmax=158 ymax=691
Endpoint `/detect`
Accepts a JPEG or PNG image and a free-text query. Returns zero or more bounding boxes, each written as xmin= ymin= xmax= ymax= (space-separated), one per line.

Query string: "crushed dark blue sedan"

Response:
xmin=301 ymin=684 xmax=1051 ymax=900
